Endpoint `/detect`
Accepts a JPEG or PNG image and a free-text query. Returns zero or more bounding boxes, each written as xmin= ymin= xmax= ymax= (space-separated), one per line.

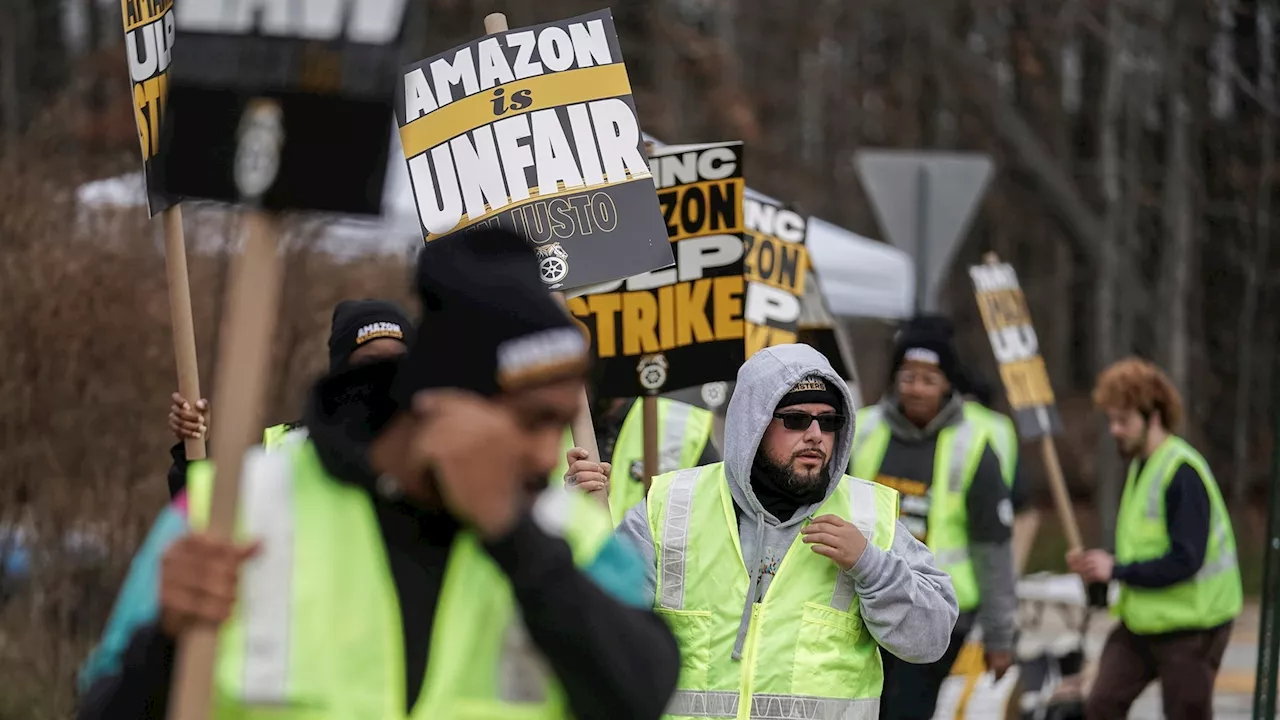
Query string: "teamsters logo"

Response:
xmin=701 ymin=381 xmax=728 ymax=408
xmin=637 ymin=353 xmax=669 ymax=391
xmin=234 ymin=99 xmax=284 ymax=201
xmin=535 ymin=242 xmax=570 ymax=287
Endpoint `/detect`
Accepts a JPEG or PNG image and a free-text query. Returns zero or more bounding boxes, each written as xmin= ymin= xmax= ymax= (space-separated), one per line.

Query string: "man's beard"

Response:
xmin=759 ymin=450 xmax=831 ymax=495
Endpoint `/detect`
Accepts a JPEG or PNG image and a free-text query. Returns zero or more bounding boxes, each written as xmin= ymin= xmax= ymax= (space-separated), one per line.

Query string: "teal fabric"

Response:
xmin=581 ymin=534 xmax=650 ymax=609
xmin=77 ymin=504 xmax=189 ymax=694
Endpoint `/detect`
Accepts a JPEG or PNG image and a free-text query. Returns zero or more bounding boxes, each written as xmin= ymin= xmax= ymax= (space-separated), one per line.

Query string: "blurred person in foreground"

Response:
xmin=555 ymin=391 xmax=720 ymax=526
xmin=1069 ymin=357 xmax=1241 ymax=720
xmin=165 ymin=298 xmax=413 ymax=497
xmin=77 ymin=228 xmax=680 ymax=720
xmin=846 ymin=315 xmax=1017 ymax=720
xmin=617 ymin=343 xmax=957 ymax=718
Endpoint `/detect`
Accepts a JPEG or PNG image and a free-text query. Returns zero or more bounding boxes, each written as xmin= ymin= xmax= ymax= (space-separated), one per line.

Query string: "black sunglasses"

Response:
xmin=772 ymin=411 xmax=846 ymax=433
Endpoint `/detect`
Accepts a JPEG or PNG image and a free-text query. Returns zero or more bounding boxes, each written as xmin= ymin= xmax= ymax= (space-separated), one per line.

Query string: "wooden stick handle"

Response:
xmin=162 ymin=205 xmax=206 ymax=460
xmin=1040 ymin=435 xmax=1083 ymax=552
xmin=484 ymin=13 xmax=509 ymax=33
xmin=642 ymin=395 xmax=659 ymax=493
xmin=166 ymin=210 xmax=284 ymax=720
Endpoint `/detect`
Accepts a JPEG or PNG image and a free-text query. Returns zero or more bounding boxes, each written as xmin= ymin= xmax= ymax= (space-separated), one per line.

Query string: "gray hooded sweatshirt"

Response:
xmin=616 ymin=344 xmax=958 ymax=665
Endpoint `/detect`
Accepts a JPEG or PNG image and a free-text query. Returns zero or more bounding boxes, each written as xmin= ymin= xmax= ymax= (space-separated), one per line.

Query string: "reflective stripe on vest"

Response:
xmin=1114 ymin=436 xmax=1243 ymax=634
xmin=610 ymin=399 xmax=712 ymax=526
xmin=847 ymin=405 xmax=986 ymax=611
xmin=647 ymin=464 xmax=897 ymax=719
xmin=185 ymin=442 xmax=613 ymax=719
xmin=664 ymin=689 xmax=880 ymax=719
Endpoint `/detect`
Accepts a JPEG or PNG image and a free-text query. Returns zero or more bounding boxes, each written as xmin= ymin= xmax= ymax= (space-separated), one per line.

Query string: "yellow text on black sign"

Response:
xmin=122 ymin=0 xmax=173 ymax=162
xmin=568 ymin=276 xmax=744 ymax=358
xmin=399 ymin=15 xmax=651 ymax=239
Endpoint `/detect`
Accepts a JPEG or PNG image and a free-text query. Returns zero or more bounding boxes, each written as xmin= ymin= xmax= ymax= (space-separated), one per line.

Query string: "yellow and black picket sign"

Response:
xmin=396 ymin=9 xmax=673 ymax=293
xmin=569 ymin=141 xmax=747 ymax=400
xmin=743 ymin=196 xmax=809 ymax=356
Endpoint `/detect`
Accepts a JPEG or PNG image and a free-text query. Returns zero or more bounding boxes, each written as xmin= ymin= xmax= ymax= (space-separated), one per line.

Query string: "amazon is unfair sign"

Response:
xmin=395 ymin=9 xmax=672 ymax=292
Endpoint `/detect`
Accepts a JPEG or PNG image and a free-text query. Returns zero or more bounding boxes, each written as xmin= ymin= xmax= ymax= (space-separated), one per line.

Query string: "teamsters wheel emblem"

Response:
xmin=535 ymin=242 xmax=570 ymax=287
xmin=233 ymin=98 xmax=285 ymax=202
xmin=637 ymin=353 xmax=669 ymax=392
xmin=701 ymin=381 xmax=728 ymax=408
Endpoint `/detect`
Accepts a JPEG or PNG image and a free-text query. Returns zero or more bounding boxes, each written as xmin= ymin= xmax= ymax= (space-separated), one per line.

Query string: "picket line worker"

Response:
xmin=77 ymin=228 xmax=679 ymax=720
xmin=617 ymin=343 xmax=958 ymax=719
xmin=165 ymin=298 xmax=413 ymax=497
xmin=1069 ymin=358 xmax=1242 ymax=720
xmin=846 ymin=315 xmax=1018 ymax=720
xmin=559 ymin=395 xmax=719 ymax=525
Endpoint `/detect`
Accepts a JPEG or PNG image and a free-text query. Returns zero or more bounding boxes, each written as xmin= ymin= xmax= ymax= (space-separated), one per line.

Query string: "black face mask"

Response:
xmin=750 ymin=450 xmax=830 ymax=522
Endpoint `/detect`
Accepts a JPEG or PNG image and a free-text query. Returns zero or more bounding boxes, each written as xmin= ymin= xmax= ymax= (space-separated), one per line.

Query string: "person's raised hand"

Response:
xmin=410 ymin=389 xmax=526 ymax=539
xmin=159 ymin=533 xmax=260 ymax=638
xmin=169 ymin=392 xmax=208 ymax=442
xmin=564 ymin=447 xmax=610 ymax=495
xmin=800 ymin=514 xmax=869 ymax=571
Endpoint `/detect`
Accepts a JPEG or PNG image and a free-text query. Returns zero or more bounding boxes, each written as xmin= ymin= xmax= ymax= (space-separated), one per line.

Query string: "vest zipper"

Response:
xmin=739 ymin=603 xmax=763 ymax=720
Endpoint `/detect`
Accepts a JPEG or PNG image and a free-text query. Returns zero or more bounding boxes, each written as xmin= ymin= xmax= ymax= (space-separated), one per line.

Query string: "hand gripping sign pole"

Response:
xmin=164 ymin=207 xmax=206 ymax=461
xmin=166 ymin=100 xmax=287 ymax=720
xmin=119 ymin=0 xmax=205 ymax=460
xmin=970 ymin=253 xmax=1083 ymax=553
xmin=483 ymin=12 xmax=609 ymax=508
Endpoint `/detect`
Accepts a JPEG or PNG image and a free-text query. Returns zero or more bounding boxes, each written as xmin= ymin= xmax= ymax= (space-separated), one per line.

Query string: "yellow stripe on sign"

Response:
xmin=999 ymin=356 xmax=1056 ymax=408
xmin=400 ymin=64 xmax=633 ymax=159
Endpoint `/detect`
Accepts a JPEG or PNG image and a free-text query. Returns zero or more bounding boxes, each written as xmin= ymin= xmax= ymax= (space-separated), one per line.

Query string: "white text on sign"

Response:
xmin=177 ymin=0 xmax=409 ymax=43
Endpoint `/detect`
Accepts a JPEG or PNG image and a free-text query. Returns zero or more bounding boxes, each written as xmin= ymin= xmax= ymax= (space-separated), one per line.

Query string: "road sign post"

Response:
xmin=855 ymin=151 xmax=994 ymax=312
xmin=1254 ymin=361 xmax=1280 ymax=720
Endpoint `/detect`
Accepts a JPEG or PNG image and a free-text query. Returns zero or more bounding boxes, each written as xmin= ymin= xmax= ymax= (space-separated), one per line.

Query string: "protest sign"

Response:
xmin=569 ymin=141 xmax=746 ymax=397
xmin=744 ymin=196 xmax=809 ymax=356
xmin=122 ymin=0 xmax=176 ymax=214
xmin=968 ymin=260 xmax=1062 ymax=438
xmin=970 ymin=254 xmax=1081 ymax=553
xmin=395 ymin=9 xmax=673 ymax=292
xmin=163 ymin=0 xmax=409 ymax=213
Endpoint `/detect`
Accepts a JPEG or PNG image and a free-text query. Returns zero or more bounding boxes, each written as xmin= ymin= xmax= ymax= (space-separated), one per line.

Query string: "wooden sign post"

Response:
xmin=120 ymin=0 xmax=205 ymax=460
xmin=167 ymin=100 xmax=287 ymax=720
xmin=970 ymin=252 xmax=1083 ymax=553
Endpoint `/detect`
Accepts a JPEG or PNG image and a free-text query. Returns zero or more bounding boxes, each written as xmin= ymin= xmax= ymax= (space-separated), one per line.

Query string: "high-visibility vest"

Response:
xmin=962 ymin=402 xmax=1017 ymax=489
xmin=1114 ymin=435 xmax=1243 ymax=634
xmin=185 ymin=440 xmax=614 ymax=719
xmin=261 ymin=423 xmax=306 ymax=449
xmin=549 ymin=399 xmax=714 ymax=526
xmin=847 ymin=405 xmax=988 ymax=612
xmin=647 ymin=463 xmax=897 ymax=720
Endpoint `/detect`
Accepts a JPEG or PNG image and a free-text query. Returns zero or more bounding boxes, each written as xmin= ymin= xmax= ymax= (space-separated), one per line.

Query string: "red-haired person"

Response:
xmin=1069 ymin=357 xmax=1242 ymax=720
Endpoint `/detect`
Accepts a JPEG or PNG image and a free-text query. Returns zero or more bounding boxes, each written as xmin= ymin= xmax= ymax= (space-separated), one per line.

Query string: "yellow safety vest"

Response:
xmin=847 ymin=405 xmax=988 ymax=611
xmin=647 ymin=463 xmax=897 ymax=720
xmin=260 ymin=423 xmax=304 ymax=449
xmin=1114 ymin=435 xmax=1243 ymax=634
xmin=549 ymin=399 xmax=714 ymax=526
xmin=185 ymin=440 xmax=614 ymax=719
xmin=962 ymin=402 xmax=1017 ymax=489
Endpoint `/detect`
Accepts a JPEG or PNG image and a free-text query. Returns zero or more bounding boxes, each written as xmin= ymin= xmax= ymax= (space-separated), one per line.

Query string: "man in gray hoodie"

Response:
xmin=617 ymin=343 xmax=957 ymax=719
xmin=848 ymin=316 xmax=1018 ymax=720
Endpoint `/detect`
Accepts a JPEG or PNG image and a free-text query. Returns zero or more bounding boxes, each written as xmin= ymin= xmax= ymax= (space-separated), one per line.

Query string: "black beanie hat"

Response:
xmin=390 ymin=227 xmax=590 ymax=409
xmin=328 ymin=299 xmax=414 ymax=372
xmin=891 ymin=314 xmax=959 ymax=383
xmin=777 ymin=375 xmax=843 ymax=411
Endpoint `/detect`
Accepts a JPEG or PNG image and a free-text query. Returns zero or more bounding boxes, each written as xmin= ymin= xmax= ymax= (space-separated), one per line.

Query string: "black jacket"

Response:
xmin=80 ymin=360 xmax=680 ymax=720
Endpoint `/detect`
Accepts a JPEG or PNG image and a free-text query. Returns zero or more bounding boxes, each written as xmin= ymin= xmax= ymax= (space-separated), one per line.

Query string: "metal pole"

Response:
xmin=914 ymin=165 xmax=929 ymax=314
xmin=1252 ymin=356 xmax=1280 ymax=720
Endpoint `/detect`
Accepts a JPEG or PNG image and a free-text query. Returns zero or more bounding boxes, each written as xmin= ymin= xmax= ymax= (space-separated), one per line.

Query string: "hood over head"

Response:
xmin=723 ymin=344 xmax=857 ymax=524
